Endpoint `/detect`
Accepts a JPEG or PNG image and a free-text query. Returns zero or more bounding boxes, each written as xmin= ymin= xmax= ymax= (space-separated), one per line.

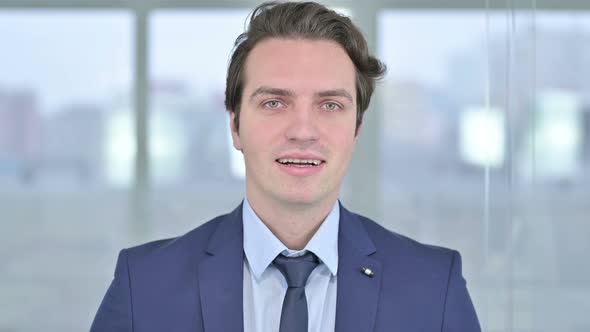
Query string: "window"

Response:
xmin=0 ymin=10 xmax=133 ymax=331
xmin=378 ymin=10 xmax=590 ymax=331
xmin=148 ymin=10 xmax=249 ymax=237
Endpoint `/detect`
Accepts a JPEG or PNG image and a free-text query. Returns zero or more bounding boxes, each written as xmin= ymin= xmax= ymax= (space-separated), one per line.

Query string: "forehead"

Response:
xmin=243 ymin=38 xmax=356 ymax=94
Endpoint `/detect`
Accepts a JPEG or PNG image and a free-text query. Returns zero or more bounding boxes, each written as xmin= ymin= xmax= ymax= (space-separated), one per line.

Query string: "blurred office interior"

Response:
xmin=0 ymin=0 xmax=589 ymax=331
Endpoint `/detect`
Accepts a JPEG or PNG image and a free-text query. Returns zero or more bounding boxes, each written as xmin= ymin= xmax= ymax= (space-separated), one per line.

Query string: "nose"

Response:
xmin=284 ymin=106 xmax=319 ymax=144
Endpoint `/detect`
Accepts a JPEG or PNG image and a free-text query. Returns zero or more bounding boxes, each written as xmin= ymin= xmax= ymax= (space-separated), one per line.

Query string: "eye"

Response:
xmin=263 ymin=100 xmax=284 ymax=109
xmin=323 ymin=102 xmax=342 ymax=111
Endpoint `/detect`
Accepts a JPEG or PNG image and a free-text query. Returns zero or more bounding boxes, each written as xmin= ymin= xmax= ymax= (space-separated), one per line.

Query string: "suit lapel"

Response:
xmin=335 ymin=205 xmax=382 ymax=332
xmin=197 ymin=204 xmax=244 ymax=332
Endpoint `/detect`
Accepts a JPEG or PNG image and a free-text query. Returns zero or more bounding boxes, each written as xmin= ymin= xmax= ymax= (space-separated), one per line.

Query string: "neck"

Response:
xmin=246 ymin=194 xmax=337 ymax=251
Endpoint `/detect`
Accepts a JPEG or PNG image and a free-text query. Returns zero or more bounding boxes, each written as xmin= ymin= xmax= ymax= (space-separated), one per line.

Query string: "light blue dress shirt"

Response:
xmin=242 ymin=198 xmax=339 ymax=332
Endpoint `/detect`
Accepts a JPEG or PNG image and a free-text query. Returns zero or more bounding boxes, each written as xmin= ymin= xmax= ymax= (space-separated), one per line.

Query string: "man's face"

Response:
xmin=230 ymin=38 xmax=360 ymax=207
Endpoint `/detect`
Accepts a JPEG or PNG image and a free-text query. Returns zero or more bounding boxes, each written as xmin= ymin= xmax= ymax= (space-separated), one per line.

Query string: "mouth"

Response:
xmin=275 ymin=158 xmax=325 ymax=167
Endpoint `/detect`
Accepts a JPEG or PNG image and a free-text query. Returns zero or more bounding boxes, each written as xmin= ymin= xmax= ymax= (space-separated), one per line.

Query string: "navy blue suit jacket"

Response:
xmin=91 ymin=203 xmax=481 ymax=331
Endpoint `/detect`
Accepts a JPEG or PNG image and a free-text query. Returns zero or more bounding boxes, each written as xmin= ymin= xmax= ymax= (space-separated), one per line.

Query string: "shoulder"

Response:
xmin=122 ymin=207 xmax=239 ymax=273
xmin=342 ymin=213 xmax=480 ymax=330
xmin=126 ymin=214 xmax=223 ymax=255
xmin=350 ymin=210 xmax=459 ymax=271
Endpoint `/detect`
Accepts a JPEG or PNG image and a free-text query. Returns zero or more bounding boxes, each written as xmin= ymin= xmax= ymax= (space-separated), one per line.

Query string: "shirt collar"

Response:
xmin=242 ymin=198 xmax=340 ymax=279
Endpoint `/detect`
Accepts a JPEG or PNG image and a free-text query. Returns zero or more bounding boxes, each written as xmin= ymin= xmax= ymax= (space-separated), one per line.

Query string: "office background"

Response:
xmin=0 ymin=0 xmax=588 ymax=331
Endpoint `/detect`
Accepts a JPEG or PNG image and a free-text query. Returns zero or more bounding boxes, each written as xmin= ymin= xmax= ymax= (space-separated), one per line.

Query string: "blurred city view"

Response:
xmin=0 ymin=5 xmax=589 ymax=332
xmin=377 ymin=11 xmax=590 ymax=332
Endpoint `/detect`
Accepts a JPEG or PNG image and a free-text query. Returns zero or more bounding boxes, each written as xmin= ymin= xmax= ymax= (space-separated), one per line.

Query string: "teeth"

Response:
xmin=277 ymin=158 xmax=322 ymax=166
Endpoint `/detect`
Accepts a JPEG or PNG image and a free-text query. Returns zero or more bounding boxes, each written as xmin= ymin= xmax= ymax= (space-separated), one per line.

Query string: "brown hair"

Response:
xmin=224 ymin=1 xmax=386 ymax=134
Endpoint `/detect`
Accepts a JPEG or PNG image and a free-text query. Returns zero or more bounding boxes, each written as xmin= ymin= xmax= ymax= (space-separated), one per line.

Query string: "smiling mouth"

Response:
xmin=276 ymin=158 xmax=325 ymax=166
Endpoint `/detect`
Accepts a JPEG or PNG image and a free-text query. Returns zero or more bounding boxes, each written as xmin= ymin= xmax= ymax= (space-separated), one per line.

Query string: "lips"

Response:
xmin=275 ymin=154 xmax=326 ymax=175
xmin=276 ymin=158 xmax=323 ymax=166
xmin=275 ymin=153 xmax=325 ymax=164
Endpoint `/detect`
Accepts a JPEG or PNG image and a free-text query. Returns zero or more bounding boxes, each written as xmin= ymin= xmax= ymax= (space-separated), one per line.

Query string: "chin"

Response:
xmin=274 ymin=190 xmax=328 ymax=207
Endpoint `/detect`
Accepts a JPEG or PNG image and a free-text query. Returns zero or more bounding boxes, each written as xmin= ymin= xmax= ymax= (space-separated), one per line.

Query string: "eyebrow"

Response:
xmin=317 ymin=89 xmax=353 ymax=103
xmin=249 ymin=86 xmax=353 ymax=103
xmin=249 ymin=87 xmax=294 ymax=101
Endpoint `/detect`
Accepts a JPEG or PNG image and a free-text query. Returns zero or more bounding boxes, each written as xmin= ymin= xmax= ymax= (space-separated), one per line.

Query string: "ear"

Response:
xmin=229 ymin=111 xmax=242 ymax=151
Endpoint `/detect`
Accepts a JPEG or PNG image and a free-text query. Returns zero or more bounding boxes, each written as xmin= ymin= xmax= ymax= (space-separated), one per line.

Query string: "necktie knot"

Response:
xmin=273 ymin=252 xmax=319 ymax=288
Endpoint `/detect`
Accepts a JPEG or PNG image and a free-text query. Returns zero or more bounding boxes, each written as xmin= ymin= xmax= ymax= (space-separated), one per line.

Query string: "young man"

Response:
xmin=91 ymin=2 xmax=481 ymax=331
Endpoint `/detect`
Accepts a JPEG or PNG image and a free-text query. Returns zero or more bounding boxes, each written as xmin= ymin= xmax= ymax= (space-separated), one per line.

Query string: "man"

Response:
xmin=91 ymin=1 xmax=481 ymax=331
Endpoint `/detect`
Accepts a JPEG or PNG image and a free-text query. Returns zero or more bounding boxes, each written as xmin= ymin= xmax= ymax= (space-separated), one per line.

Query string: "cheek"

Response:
xmin=338 ymin=134 xmax=358 ymax=161
xmin=239 ymin=126 xmax=275 ymax=159
xmin=326 ymin=121 xmax=357 ymax=144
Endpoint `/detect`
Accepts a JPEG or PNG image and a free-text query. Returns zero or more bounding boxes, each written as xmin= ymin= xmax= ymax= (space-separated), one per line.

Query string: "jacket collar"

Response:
xmin=198 ymin=203 xmax=245 ymax=332
xmin=197 ymin=201 xmax=381 ymax=332
xmin=335 ymin=205 xmax=382 ymax=332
